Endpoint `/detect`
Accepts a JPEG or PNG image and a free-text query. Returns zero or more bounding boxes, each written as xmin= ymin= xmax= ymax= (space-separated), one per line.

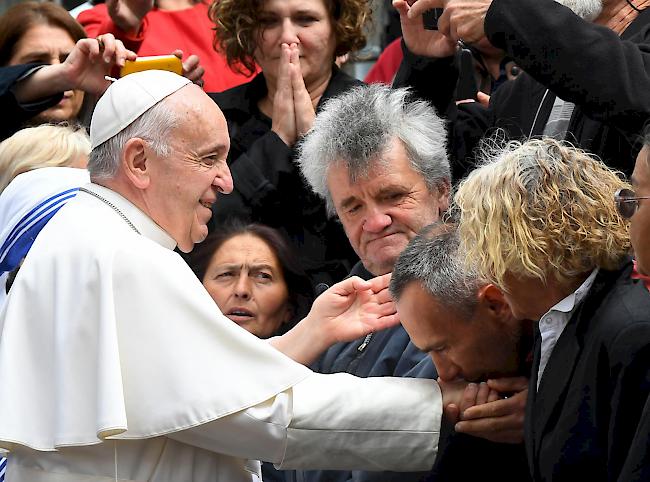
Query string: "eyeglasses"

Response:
xmin=614 ymin=188 xmax=650 ymax=219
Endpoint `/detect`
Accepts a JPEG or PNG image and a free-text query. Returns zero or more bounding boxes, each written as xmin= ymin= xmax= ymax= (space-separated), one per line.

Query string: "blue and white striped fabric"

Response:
xmin=0 ymin=455 xmax=6 ymax=481
xmin=0 ymin=187 xmax=79 ymax=274
xmin=0 ymin=167 xmax=89 ymax=308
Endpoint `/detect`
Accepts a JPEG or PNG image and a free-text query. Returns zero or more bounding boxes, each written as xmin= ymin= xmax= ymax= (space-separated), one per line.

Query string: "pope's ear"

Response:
xmin=122 ymin=137 xmax=151 ymax=189
xmin=477 ymin=284 xmax=511 ymax=318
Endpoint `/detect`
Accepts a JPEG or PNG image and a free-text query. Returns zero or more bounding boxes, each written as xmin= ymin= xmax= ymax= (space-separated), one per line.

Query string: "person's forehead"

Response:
xmin=213 ymin=235 xmax=280 ymax=266
xmin=13 ymin=24 xmax=74 ymax=56
xmin=330 ymin=156 xmax=421 ymax=190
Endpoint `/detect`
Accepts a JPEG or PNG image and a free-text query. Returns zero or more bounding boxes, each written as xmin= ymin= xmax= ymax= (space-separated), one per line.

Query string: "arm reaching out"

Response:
xmin=13 ymin=34 xmax=136 ymax=102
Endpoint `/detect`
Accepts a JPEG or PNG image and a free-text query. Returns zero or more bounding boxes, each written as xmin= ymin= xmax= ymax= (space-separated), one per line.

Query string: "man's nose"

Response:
xmin=431 ymin=353 xmax=461 ymax=382
xmin=214 ymin=164 xmax=233 ymax=194
xmin=362 ymin=208 xmax=391 ymax=233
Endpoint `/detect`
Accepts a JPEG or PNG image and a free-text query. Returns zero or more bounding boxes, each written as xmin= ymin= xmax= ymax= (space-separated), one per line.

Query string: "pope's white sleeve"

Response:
xmin=168 ymin=372 xmax=442 ymax=472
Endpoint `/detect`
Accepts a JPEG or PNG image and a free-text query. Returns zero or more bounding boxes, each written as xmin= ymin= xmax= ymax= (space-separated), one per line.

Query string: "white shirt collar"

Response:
xmin=546 ymin=268 xmax=599 ymax=315
xmin=81 ymin=183 xmax=177 ymax=250
xmin=536 ymin=267 xmax=599 ymax=390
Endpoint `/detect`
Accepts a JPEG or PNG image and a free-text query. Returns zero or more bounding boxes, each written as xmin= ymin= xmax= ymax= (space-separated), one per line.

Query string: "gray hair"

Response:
xmin=298 ymin=84 xmax=450 ymax=216
xmin=88 ymin=98 xmax=178 ymax=180
xmin=390 ymin=223 xmax=483 ymax=318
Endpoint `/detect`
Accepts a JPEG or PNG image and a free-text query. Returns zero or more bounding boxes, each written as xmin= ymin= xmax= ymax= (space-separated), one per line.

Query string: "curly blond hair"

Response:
xmin=209 ymin=0 xmax=370 ymax=75
xmin=454 ymin=138 xmax=631 ymax=290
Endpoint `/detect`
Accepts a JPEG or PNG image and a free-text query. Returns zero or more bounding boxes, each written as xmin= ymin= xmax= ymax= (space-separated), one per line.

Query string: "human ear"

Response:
xmin=122 ymin=137 xmax=150 ymax=189
xmin=478 ymin=284 xmax=511 ymax=319
xmin=436 ymin=179 xmax=451 ymax=214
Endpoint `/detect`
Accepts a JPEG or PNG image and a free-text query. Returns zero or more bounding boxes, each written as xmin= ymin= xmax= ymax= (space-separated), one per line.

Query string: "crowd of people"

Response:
xmin=0 ymin=0 xmax=648 ymax=481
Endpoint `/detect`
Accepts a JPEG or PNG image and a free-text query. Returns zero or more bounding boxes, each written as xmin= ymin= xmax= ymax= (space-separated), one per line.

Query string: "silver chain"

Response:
xmin=78 ymin=187 xmax=141 ymax=235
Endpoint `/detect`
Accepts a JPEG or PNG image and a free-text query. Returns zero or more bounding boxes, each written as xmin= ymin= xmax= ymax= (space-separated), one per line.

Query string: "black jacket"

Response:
xmin=208 ymin=68 xmax=360 ymax=287
xmin=0 ymin=64 xmax=62 ymax=141
xmin=526 ymin=261 xmax=650 ymax=481
xmin=395 ymin=0 xmax=650 ymax=180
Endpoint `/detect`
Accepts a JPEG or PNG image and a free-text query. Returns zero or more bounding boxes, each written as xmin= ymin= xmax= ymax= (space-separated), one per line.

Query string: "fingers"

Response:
xmin=444 ymin=403 xmax=460 ymax=425
xmin=86 ymin=34 xmax=134 ymax=67
xmin=407 ymin=0 xmax=446 ymax=19
xmin=455 ymin=424 xmax=524 ymax=444
xmin=459 ymin=382 xmax=479 ymax=414
xmin=366 ymin=272 xmax=392 ymax=294
xmin=476 ymin=90 xmax=490 ymax=107
xmin=457 ymin=416 xmax=523 ymax=433
xmin=486 ymin=376 xmax=529 ymax=393
xmin=288 ymin=44 xmax=315 ymax=137
xmin=348 ymin=276 xmax=373 ymax=293
xmin=373 ymin=285 xmax=393 ymax=304
xmin=475 ymin=381 xmax=491 ymax=405
xmin=462 ymin=389 xmax=528 ymax=420
xmin=113 ymin=37 xmax=136 ymax=67
xmin=369 ymin=313 xmax=401 ymax=331
xmin=487 ymin=387 xmax=500 ymax=402
xmin=182 ymin=54 xmax=205 ymax=85
xmin=98 ymin=34 xmax=118 ymax=64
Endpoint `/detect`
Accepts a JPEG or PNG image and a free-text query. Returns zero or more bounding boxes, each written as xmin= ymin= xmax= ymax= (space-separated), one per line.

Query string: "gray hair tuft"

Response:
xmin=298 ymin=84 xmax=450 ymax=216
xmin=390 ymin=223 xmax=483 ymax=318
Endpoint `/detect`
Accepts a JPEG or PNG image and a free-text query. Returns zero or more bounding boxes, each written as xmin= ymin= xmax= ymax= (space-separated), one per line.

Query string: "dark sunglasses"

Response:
xmin=614 ymin=188 xmax=650 ymax=219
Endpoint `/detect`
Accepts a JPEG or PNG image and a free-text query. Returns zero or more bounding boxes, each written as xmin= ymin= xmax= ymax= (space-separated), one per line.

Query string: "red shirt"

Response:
xmin=78 ymin=2 xmax=257 ymax=93
xmin=364 ymin=38 xmax=403 ymax=86
xmin=631 ymin=260 xmax=650 ymax=292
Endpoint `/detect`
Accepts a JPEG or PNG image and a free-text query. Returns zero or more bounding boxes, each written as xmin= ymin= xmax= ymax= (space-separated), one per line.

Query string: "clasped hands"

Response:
xmin=272 ymin=43 xmax=316 ymax=147
xmin=441 ymin=376 xmax=528 ymax=444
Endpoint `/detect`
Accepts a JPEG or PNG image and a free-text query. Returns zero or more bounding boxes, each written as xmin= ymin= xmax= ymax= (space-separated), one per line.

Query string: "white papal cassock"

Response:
xmin=0 ymin=183 xmax=442 ymax=481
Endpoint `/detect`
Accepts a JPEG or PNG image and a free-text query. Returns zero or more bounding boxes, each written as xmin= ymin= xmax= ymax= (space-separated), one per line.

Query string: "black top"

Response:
xmin=395 ymin=0 xmax=650 ymax=180
xmin=525 ymin=260 xmax=650 ymax=481
xmin=0 ymin=64 xmax=63 ymax=141
xmin=208 ymin=67 xmax=360 ymax=287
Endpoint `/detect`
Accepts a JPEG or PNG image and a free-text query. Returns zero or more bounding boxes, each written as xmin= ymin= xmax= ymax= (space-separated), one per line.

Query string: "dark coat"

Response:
xmin=395 ymin=0 xmax=650 ymax=181
xmin=526 ymin=261 xmax=650 ymax=481
xmin=207 ymin=68 xmax=360 ymax=287
xmin=0 ymin=64 xmax=62 ymax=141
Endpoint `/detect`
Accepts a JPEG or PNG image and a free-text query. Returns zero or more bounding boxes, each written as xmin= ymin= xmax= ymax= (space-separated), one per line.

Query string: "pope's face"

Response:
xmin=146 ymin=86 xmax=233 ymax=252
xmin=327 ymin=138 xmax=449 ymax=276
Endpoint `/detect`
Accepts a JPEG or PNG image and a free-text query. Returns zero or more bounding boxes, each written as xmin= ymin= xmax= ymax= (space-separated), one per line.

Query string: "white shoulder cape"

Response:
xmin=0 ymin=184 xmax=310 ymax=452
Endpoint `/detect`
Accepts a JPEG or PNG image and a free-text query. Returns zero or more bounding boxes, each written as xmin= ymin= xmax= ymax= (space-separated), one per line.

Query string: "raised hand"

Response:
xmin=172 ymin=49 xmax=206 ymax=88
xmin=269 ymin=274 xmax=400 ymax=365
xmin=393 ymin=0 xmax=457 ymax=58
xmin=407 ymin=0 xmax=492 ymax=45
xmin=106 ymin=0 xmax=154 ymax=34
xmin=309 ymin=274 xmax=400 ymax=345
xmin=271 ymin=43 xmax=298 ymax=146
xmin=454 ymin=376 xmax=528 ymax=444
xmin=62 ymin=34 xmax=136 ymax=95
